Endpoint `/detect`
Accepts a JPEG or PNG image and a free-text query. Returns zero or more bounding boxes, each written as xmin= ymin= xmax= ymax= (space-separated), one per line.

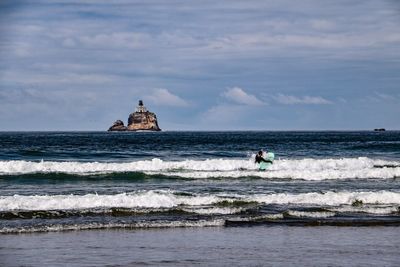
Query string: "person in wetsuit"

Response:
xmin=255 ymin=150 xmax=273 ymax=164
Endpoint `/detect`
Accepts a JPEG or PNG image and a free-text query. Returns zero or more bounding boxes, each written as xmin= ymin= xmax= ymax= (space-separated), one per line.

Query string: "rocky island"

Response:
xmin=108 ymin=100 xmax=161 ymax=131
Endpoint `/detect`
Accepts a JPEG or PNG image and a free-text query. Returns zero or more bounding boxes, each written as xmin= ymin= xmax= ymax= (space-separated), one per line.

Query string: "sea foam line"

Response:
xmin=1 ymin=157 xmax=399 ymax=180
xmin=0 ymin=220 xmax=225 ymax=234
xmin=0 ymin=158 xmax=254 ymax=174
xmin=0 ymin=190 xmax=219 ymax=211
xmin=0 ymin=190 xmax=399 ymax=212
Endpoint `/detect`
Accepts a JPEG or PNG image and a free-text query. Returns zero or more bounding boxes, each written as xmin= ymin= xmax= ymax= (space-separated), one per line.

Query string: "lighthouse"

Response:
xmin=108 ymin=99 xmax=161 ymax=131
xmin=136 ymin=100 xmax=147 ymax=113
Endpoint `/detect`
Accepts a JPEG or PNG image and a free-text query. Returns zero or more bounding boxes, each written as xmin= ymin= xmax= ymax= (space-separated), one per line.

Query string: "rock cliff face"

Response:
xmin=108 ymin=100 xmax=161 ymax=132
xmin=108 ymin=120 xmax=127 ymax=131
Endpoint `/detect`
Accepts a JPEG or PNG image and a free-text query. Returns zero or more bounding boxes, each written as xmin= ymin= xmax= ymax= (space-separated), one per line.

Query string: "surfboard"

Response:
xmin=259 ymin=152 xmax=274 ymax=171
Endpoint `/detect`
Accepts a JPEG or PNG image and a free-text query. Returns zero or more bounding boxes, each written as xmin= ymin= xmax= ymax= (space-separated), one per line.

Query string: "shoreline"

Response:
xmin=1 ymin=226 xmax=399 ymax=266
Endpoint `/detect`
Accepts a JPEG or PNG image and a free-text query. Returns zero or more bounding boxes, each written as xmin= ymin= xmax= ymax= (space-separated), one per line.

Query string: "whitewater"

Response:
xmin=1 ymin=131 xmax=399 ymax=234
xmin=1 ymin=190 xmax=399 ymax=211
xmin=1 ymin=157 xmax=399 ymax=180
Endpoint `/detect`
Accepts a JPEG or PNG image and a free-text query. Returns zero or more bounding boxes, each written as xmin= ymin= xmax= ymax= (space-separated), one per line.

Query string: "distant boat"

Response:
xmin=374 ymin=128 xmax=386 ymax=132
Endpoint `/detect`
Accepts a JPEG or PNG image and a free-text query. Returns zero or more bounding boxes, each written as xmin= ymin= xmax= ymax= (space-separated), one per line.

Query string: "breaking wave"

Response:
xmin=286 ymin=210 xmax=336 ymax=218
xmin=1 ymin=190 xmax=399 ymax=233
xmin=0 ymin=220 xmax=225 ymax=234
xmin=0 ymin=157 xmax=400 ymax=180
xmin=0 ymin=190 xmax=218 ymax=211
xmin=1 ymin=190 xmax=399 ymax=212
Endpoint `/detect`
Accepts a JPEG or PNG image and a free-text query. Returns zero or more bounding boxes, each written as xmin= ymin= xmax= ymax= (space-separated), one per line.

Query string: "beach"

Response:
xmin=1 ymin=226 xmax=399 ymax=266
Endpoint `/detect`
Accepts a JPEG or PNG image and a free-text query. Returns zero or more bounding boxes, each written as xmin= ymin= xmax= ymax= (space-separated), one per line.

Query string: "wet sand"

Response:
xmin=1 ymin=226 xmax=399 ymax=267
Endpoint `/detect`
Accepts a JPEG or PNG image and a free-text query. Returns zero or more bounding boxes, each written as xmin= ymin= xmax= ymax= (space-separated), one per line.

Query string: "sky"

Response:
xmin=0 ymin=0 xmax=399 ymax=131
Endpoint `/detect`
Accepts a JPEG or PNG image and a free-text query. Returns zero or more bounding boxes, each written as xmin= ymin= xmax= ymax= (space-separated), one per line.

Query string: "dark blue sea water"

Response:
xmin=0 ymin=131 xmax=399 ymax=266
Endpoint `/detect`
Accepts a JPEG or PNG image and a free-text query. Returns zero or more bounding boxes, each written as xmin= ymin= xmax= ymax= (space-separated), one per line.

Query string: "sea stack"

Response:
xmin=108 ymin=120 xmax=127 ymax=131
xmin=108 ymin=100 xmax=161 ymax=131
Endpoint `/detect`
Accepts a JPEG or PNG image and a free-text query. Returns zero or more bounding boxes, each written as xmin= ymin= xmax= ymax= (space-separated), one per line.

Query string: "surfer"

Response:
xmin=255 ymin=150 xmax=273 ymax=164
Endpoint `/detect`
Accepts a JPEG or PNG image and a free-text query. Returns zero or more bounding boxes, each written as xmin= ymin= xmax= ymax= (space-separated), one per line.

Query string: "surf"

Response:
xmin=1 ymin=157 xmax=399 ymax=180
xmin=1 ymin=190 xmax=399 ymax=212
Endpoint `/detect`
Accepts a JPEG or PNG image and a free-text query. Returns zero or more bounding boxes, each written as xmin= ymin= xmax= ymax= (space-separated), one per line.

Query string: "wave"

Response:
xmin=332 ymin=206 xmax=399 ymax=215
xmin=250 ymin=191 xmax=400 ymax=206
xmin=4 ymin=217 xmax=400 ymax=234
xmin=0 ymin=190 xmax=218 ymax=211
xmin=1 ymin=190 xmax=399 ymax=233
xmin=0 ymin=207 xmax=242 ymax=220
xmin=0 ymin=220 xmax=225 ymax=234
xmin=285 ymin=210 xmax=336 ymax=218
xmin=1 ymin=190 xmax=399 ymax=212
xmin=1 ymin=157 xmax=400 ymax=180
xmin=2 ymin=205 xmax=397 ymax=221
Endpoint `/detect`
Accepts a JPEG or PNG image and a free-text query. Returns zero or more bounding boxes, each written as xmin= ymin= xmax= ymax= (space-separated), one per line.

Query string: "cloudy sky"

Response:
xmin=0 ymin=0 xmax=399 ymax=130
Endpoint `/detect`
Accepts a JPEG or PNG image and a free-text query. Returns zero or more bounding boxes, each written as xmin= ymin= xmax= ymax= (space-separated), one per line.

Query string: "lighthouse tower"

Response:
xmin=136 ymin=100 xmax=147 ymax=113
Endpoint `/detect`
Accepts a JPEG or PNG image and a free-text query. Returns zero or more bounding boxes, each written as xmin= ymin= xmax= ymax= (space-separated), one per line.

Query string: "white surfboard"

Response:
xmin=259 ymin=152 xmax=274 ymax=171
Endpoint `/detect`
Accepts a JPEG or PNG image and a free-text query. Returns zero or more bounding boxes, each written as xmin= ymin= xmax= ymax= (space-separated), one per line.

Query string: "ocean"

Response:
xmin=1 ymin=131 xmax=399 ymax=266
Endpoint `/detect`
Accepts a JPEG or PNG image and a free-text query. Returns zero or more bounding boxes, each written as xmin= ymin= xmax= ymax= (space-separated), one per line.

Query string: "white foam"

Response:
xmin=258 ymin=213 xmax=284 ymax=220
xmin=0 ymin=219 xmax=225 ymax=234
xmin=1 ymin=190 xmax=399 ymax=212
xmin=0 ymin=190 xmax=220 ymax=211
xmin=154 ymin=157 xmax=400 ymax=180
xmin=250 ymin=191 xmax=400 ymax=206
xmin=286 ymin=210 xmax=336 ymax=218
xmin=234 ymin=213 xmax=284 ymax=221
xmin=1 ymin=157 xmax=399 ymax=180
xmin=182 ymin=207 xmax=243 ymax=215
xmin=0 ymin=158 xmax=255 ymax=174
xmin=332 ymin=206 xmax=399 ymax=215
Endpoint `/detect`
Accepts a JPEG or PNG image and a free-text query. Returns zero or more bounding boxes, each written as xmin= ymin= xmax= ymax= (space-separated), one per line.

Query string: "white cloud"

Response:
xmin=207 ymin=33 xmax=363 ymax=51
xmin=79 ymin=32 xmax=150 ymax=49
xmin=0 ymin=70 xmax=116 ymax=85
xmin=374 ymin=92 xmax=397 ymax=101
xmin=273 ymin=94 xmax=332 ymax=105
xmin=222 ymin=87 xmax=264 ymax=106
xmin=203 ymin=29 xmax=400 ymax=57
xmin=13 ymin=43 xmax=31 ymax=57
xmin=144 ymin=88 xmax=189 ymax=107
xmin=310 ymin=19 xmax=336 ymax=31
xmin=362 ymin=92 xmax=399 ymax=103
xmin=200 ymin=104 xmax=248 ymax=127
xmin=62 ymin=38 xmax=76 ymax=47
